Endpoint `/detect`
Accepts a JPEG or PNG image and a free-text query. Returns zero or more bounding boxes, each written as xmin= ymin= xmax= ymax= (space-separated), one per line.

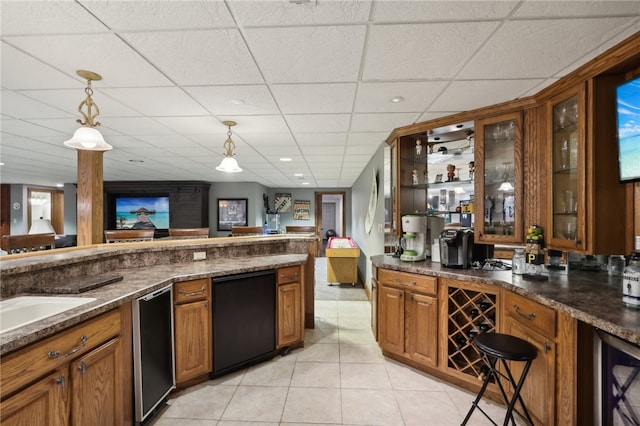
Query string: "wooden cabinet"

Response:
xmin=277 ymin=266 xmax=304 ymax=348
xmin=174 ymin=278 xmax=212 ymax=385
xmin=474 ymin=111 xmax=524 ymax=244
xmin=503 ymin=291 xmax=557 ymax=426
xmin=546 ymin=79 xmax=627 ymax=254
xmin=378 ymin=269 xmax=438 ymax=368
xmin=0 ymin=305 xmax=132 ymax=426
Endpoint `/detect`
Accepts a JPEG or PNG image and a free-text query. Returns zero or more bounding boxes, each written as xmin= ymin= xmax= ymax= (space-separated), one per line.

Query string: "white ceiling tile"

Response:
xmin=19 ymin=89 xmax=141 ymax=118
xmin=355 ymin=81 xmax=448 ymax=113
xmin=373 ymin=1 xmax=518 ymax=22
xmin=120 ymin=30 xmax=263 ymax=85
xmin=100 ymin=117 xmax=175 ymax=136
xmin=0 ymin=1 xmax=108 ymax=35
xmin=271 ymin=83 xmax=357 ymax=114
xmin=1 ymin=91 xmax=73 ymax=119
xmin=5 ymin=34 xmax=173 ymax=87
xmin=220 ymin=115 xmax=290 ymax=134
xmin=363 ymin=22 xmax=500 ymax=80
xmin=100 ymin=87 xmax=209 ymax=116
xmin=1 ymin=43 xmax=80 ymax=90
xmin=240 ymin=133 xmax=297 ymax=147
xmin=347 ymin=132 xmax=388 ymax=146
xmin=81 ymin=0 xmax=236 ymax=31
xmin=245 ymin=26 xmax=367 ymax=83
xmin=230 ymin=0 xmax=371 ymax=26
xmin=345 ymin=144 xmax=379 ymax=156
xmin=430 ymin=80 xmax=545 ymax=112
xmin=301 ymin=146 xmax=345 ymax=156
xmin=513 ymin=1 xmax=640 ymax=18
xmin=2 ymin=119 xmax=67 ymax=137
xmin=156 ymin=117 xmax=219 ymax=135
xmin=458 ymin=18 xmax=636 ymax=79
xmin=295 ymin=133 xmax=348 ymax=146
xmin=286 ymin=114 xmax=351 ymax=133
xmin=350 ymin=113 xmax=420 ymax=132
xmin=183 ymin=85 xmax=280 ymax=115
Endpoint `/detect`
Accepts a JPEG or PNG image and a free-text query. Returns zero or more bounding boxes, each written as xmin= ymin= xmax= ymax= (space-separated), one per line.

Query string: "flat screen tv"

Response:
xmin=115 ymin=196 xmax=169 ymax=230
xmin=616 ymin=75 xmax=640 ymax=182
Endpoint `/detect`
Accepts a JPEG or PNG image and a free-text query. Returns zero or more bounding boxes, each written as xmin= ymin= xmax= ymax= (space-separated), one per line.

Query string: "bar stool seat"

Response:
xmin=462 ymin=332 xmax=538 ymax=426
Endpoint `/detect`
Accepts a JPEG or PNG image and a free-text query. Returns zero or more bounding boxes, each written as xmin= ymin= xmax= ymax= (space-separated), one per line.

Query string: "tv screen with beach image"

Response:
xmin=115 ymin=196 xmax=169 ymax=230
xmin=617 ymin=75 xmax=640 ymax=182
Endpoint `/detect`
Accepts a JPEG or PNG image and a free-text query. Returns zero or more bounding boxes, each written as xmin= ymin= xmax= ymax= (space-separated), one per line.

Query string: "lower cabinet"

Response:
xmin=277 ymin=266 xmax=304 ymax=348
xmin=174 ymin=278 xmax=212 ymax=385
xmin=0 ymin=305 xmax=132 ymax=426
xmin=378 ymin=269 xmax=438 ymax=368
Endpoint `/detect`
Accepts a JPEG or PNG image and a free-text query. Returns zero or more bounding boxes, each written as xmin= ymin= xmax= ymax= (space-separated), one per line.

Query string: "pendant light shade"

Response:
xmin=63 ymin=70 xmax=113 ymax=152
xmin=216 ymin=120 xmax=243 ymax=173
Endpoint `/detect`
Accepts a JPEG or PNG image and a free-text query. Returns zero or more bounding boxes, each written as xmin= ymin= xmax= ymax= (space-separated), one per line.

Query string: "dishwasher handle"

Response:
xmin=140 ymin=285 xmax=172 ymax=302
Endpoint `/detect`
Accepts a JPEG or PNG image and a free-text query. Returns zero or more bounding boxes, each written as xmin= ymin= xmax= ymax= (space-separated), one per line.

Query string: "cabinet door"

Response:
xmin=504 ymin=316 xmax=556 ymax=426
xmin=475 ymin=112 xmax=523 ymax=244
xmin=277 ymin=282 xmax=303 ymax=347
xmin=547 ymin=85 xmax=586 ymax=251
xmin=70 ymin=338 xmax=123 ymax=426
xmin=378 ymin=285 xmax=405 ymax=355
xmin=1 ymin=368 xmax=68 ymax=426
xmin=406 ymin=292 xmax=438 ymax=367
xmin=174 ymin=300 xmax=212 ymax=383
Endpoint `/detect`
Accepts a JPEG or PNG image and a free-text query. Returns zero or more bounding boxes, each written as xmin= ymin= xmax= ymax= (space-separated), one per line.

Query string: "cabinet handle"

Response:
xmin=513 ymin=304 xmax=536 ymax=321
xmin=544 ymin=342 xmax=551 ymax=354
xmin=280 ymin=272 xmax=299 ymax=279
xmin=78 ymin=361 xmax=86 ymax=376
xmin=410 ymin=293 xmax=414 ymax=301
xmin=179 ymin=286 xmax=206 ymax=297
xmin=55 ymin=374 xmax=66 ymax=391
xmin=48 ymin=335 xmax=88 ymax=360
xmin=205 ymin=302 xmax=209 ymax=309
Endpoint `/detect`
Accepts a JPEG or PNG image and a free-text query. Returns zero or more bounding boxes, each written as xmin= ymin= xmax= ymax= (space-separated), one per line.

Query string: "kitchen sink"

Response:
xmin=0 ymin=296 xmax=97 ymax=334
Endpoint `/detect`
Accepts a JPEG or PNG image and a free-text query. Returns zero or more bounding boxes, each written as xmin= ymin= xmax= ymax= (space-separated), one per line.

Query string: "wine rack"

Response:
xmin=446 ymin=285 xmax=498 ymax=381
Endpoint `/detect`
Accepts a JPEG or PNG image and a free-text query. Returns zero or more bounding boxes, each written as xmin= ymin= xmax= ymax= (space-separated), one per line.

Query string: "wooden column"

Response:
xmin=76 ymin=150 xmax=105 ymax=246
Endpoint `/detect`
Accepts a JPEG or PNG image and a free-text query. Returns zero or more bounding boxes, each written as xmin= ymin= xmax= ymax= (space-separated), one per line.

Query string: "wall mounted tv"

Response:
xmin=115 ymin=196 xmax=170 ymax=230
xmin=616 ymin=74 xmax=640 ymax=183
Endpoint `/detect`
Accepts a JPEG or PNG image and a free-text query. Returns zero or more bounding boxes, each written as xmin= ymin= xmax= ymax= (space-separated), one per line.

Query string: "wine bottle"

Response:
xmin=622 ymin=236 xmax=640 ymax=309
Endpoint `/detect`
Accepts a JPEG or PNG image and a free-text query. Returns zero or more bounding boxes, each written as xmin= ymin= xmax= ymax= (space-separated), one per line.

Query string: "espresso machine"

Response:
xmin=400 ymin=215 xmax=428 ymax=262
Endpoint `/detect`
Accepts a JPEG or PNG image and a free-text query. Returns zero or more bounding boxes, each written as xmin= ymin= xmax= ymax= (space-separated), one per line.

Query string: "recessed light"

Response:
xmin=391 ymin=96 xmax=405 ymax=103
xmin=0 ymin=162 xmax=4 ymax=166
xmin=302 ymin=182 xmax=310 ymax=185
xmin=56 ymin=183 xmax=64 ymax=187
xmin=129 ymin=159 xmax=144 ymax=163
xmin=294 ymin=173 xmax=304 ymax=177
xmin=280 ymin=157 xmax=292 ymax=162
xmin=230 ymin=99 xmax=245 ymax=105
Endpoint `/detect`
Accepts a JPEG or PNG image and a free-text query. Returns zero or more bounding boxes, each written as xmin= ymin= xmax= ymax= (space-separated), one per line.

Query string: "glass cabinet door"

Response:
xmin=474 ymin=112 xmax=523 ymax=243
xmin=548 ymin=86 xmax=585 ymax=250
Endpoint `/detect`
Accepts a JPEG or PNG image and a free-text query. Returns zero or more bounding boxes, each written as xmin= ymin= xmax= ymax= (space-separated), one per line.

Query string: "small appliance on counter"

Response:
xmin=400 ymin=215 xmax=427 ymax=262
xmin=439 ymin=228 xmax=474 ymax=268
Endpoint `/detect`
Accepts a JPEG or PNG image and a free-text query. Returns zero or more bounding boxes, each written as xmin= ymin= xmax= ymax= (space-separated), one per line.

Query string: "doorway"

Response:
xmin=314 ymin=192 xmax=345 ymax=257
xmin=27 ymin=188 xmax=64 ymax=234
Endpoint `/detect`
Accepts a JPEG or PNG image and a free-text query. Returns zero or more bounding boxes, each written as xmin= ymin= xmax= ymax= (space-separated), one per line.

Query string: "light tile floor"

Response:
xmin=152 ymin=297 xmax=515 ymax=425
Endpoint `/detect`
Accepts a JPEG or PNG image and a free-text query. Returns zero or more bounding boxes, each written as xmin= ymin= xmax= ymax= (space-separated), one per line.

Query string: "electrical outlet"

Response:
xmin=193 ymin=251 xmax=206 ymax=261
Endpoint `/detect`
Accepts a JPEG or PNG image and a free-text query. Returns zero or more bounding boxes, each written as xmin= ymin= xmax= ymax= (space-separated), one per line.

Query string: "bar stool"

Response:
xmin=461 ymin=333 xmax=538 ymax=426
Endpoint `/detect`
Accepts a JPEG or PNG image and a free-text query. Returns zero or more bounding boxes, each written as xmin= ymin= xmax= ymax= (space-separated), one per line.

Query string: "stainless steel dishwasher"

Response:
xmin=133 ymin=284 xmax=175 ymax=424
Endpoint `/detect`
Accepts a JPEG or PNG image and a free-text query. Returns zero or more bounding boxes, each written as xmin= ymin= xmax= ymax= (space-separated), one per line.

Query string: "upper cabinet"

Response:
xmin=546 ymin=78 xmax=627 ymax=254
xmin=474 ymin=112 xmax=524 ymax=244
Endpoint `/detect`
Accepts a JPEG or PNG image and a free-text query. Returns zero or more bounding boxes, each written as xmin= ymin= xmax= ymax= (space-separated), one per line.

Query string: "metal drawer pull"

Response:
xmin=544 ymin=342 xmax=551 ymax=354
xmin=513 ymin=304 xmax=536 ymax=321
xmin=280 ymin=273 xmax=299 ymax=279
xmin=48 ymin=335 xmax=88 ymax=360
xmin=55 ymin=374 xmax=65 ymax=390
xmin=179 ymin=286 xmax=206 ymax=297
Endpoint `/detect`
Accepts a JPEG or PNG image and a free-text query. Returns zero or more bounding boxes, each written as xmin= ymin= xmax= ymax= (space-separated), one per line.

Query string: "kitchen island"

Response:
xmin=371 ymin=254 xmax=640 ymax=426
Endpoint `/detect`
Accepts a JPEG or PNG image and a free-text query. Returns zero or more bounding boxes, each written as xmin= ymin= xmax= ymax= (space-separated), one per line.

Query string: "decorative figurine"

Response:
xmin=468 ymin=161 xmax=475 ymax=180
xmin=446 ymin=164 xmax=456 ymax=182
xmin=415 ymin=139 xmax=422 ymax=156
xmin=525 ymin=225 xmax=546 ymax=274
xmin=412 ymin=168 xmax=419 ymax=185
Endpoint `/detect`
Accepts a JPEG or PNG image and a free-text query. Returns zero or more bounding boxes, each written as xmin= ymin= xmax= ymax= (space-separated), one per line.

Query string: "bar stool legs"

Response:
xmin=461 ymin=333 xmax=538 ymax=426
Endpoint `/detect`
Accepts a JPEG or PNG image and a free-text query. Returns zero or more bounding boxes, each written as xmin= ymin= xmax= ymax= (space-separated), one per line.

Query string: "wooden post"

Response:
xmin=76 ymin=150 xmax=105 ymax=246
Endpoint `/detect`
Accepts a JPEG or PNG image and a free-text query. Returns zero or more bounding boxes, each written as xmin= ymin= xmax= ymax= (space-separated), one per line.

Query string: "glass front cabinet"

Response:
xmin=474 ymin=112 xmax=523 ymax=244
xmin=547 ymin=85 xmax=586 ymax=251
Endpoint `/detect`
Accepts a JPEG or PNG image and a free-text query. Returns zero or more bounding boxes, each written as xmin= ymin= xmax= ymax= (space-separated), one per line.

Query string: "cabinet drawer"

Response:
xmin=1 ymin=308 xmax=122 ymax=399
xmin=278 ymin=266 xmax=301 ymax=284
xmin=504 ymin=291 xmax=556 ymax=338
xmin=175 ymin=278 xmax=210 ymax=303
xmin=378 ymin=269 xmax=437 ymax=295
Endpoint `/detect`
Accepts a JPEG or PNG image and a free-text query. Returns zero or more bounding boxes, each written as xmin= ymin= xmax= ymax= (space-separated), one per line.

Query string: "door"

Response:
xmin=277 ymin=282 xmax=302 ymax=347
xmin=174 ymin=300 xmax=211 ymax=383
xmin=406 ymin=292 xmax=438 ymax=367
xmin=378 ymin=285 xmax=405 ymax=355
xmin=322 ymin=203 xmax=336 ymax=237
xmin=314 ymin=191 xmax=346 ymax=243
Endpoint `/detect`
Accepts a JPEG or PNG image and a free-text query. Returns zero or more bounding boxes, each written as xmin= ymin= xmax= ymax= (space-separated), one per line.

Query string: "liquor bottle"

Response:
xmin=469 ymin=308 xmax=479 ymax=319
xmin=622 ymin=236 xmax=640 ymax=309
xmin=456 ymin=336 xmax=467 ymax=350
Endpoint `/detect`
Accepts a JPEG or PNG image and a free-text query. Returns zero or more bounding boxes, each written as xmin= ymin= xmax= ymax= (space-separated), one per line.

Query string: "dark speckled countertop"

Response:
xmin=371 ymin=254 xmax=640 ymax=346
xmin=1 ymin=253 xmax=307 ymax=356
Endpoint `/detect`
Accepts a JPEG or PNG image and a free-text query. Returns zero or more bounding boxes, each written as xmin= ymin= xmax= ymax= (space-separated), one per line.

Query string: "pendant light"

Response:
xmin=215 ymin=120 xmax=242 ymax=173
xmin=63 ymin=70 xmax=112 ymax=151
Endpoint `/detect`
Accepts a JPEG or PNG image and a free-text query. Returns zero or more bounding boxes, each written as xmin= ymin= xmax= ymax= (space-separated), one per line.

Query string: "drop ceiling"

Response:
xmin=1 ymin=1 xmax=639 ymax=188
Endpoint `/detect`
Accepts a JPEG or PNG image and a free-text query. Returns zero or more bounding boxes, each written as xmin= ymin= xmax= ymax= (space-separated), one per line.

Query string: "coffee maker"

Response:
xmin=400 ymin=215 xmax=427 ymax=262
xmin=439 ymin=228 xmax=474 ymax=268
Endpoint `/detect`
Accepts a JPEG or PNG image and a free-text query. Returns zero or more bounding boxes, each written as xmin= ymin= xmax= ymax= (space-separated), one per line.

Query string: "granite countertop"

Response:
xmin=1 ymin=253 xmax=307 ymax=356
xmin=371 ymin=254 xmax=640 ymax=346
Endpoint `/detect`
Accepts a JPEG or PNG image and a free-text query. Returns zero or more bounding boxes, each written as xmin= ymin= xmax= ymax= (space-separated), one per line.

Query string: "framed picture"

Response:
xmin=274 ymin=193 xmax=292 ymax=213
xmin=435 ymin=174 xmax=443 ymax=183
xmin=293 ymin=200 xmax=310 ymax=220
xmin=217 ymin=198 xmax=248 ymax=231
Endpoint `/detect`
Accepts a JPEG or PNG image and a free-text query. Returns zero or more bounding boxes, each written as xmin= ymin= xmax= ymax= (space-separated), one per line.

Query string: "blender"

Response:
xmin=400 ymin=215 xmax=427 ymax=262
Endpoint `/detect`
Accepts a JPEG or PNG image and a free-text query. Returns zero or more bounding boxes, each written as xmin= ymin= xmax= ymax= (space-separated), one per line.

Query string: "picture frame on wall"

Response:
xmin=274 ymin=193 xmax=292 ymax=213
xmin=217 ymin=198 xmax=248 ymax=231
xmin=293 ymin=200 xmax=310 ymax=220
